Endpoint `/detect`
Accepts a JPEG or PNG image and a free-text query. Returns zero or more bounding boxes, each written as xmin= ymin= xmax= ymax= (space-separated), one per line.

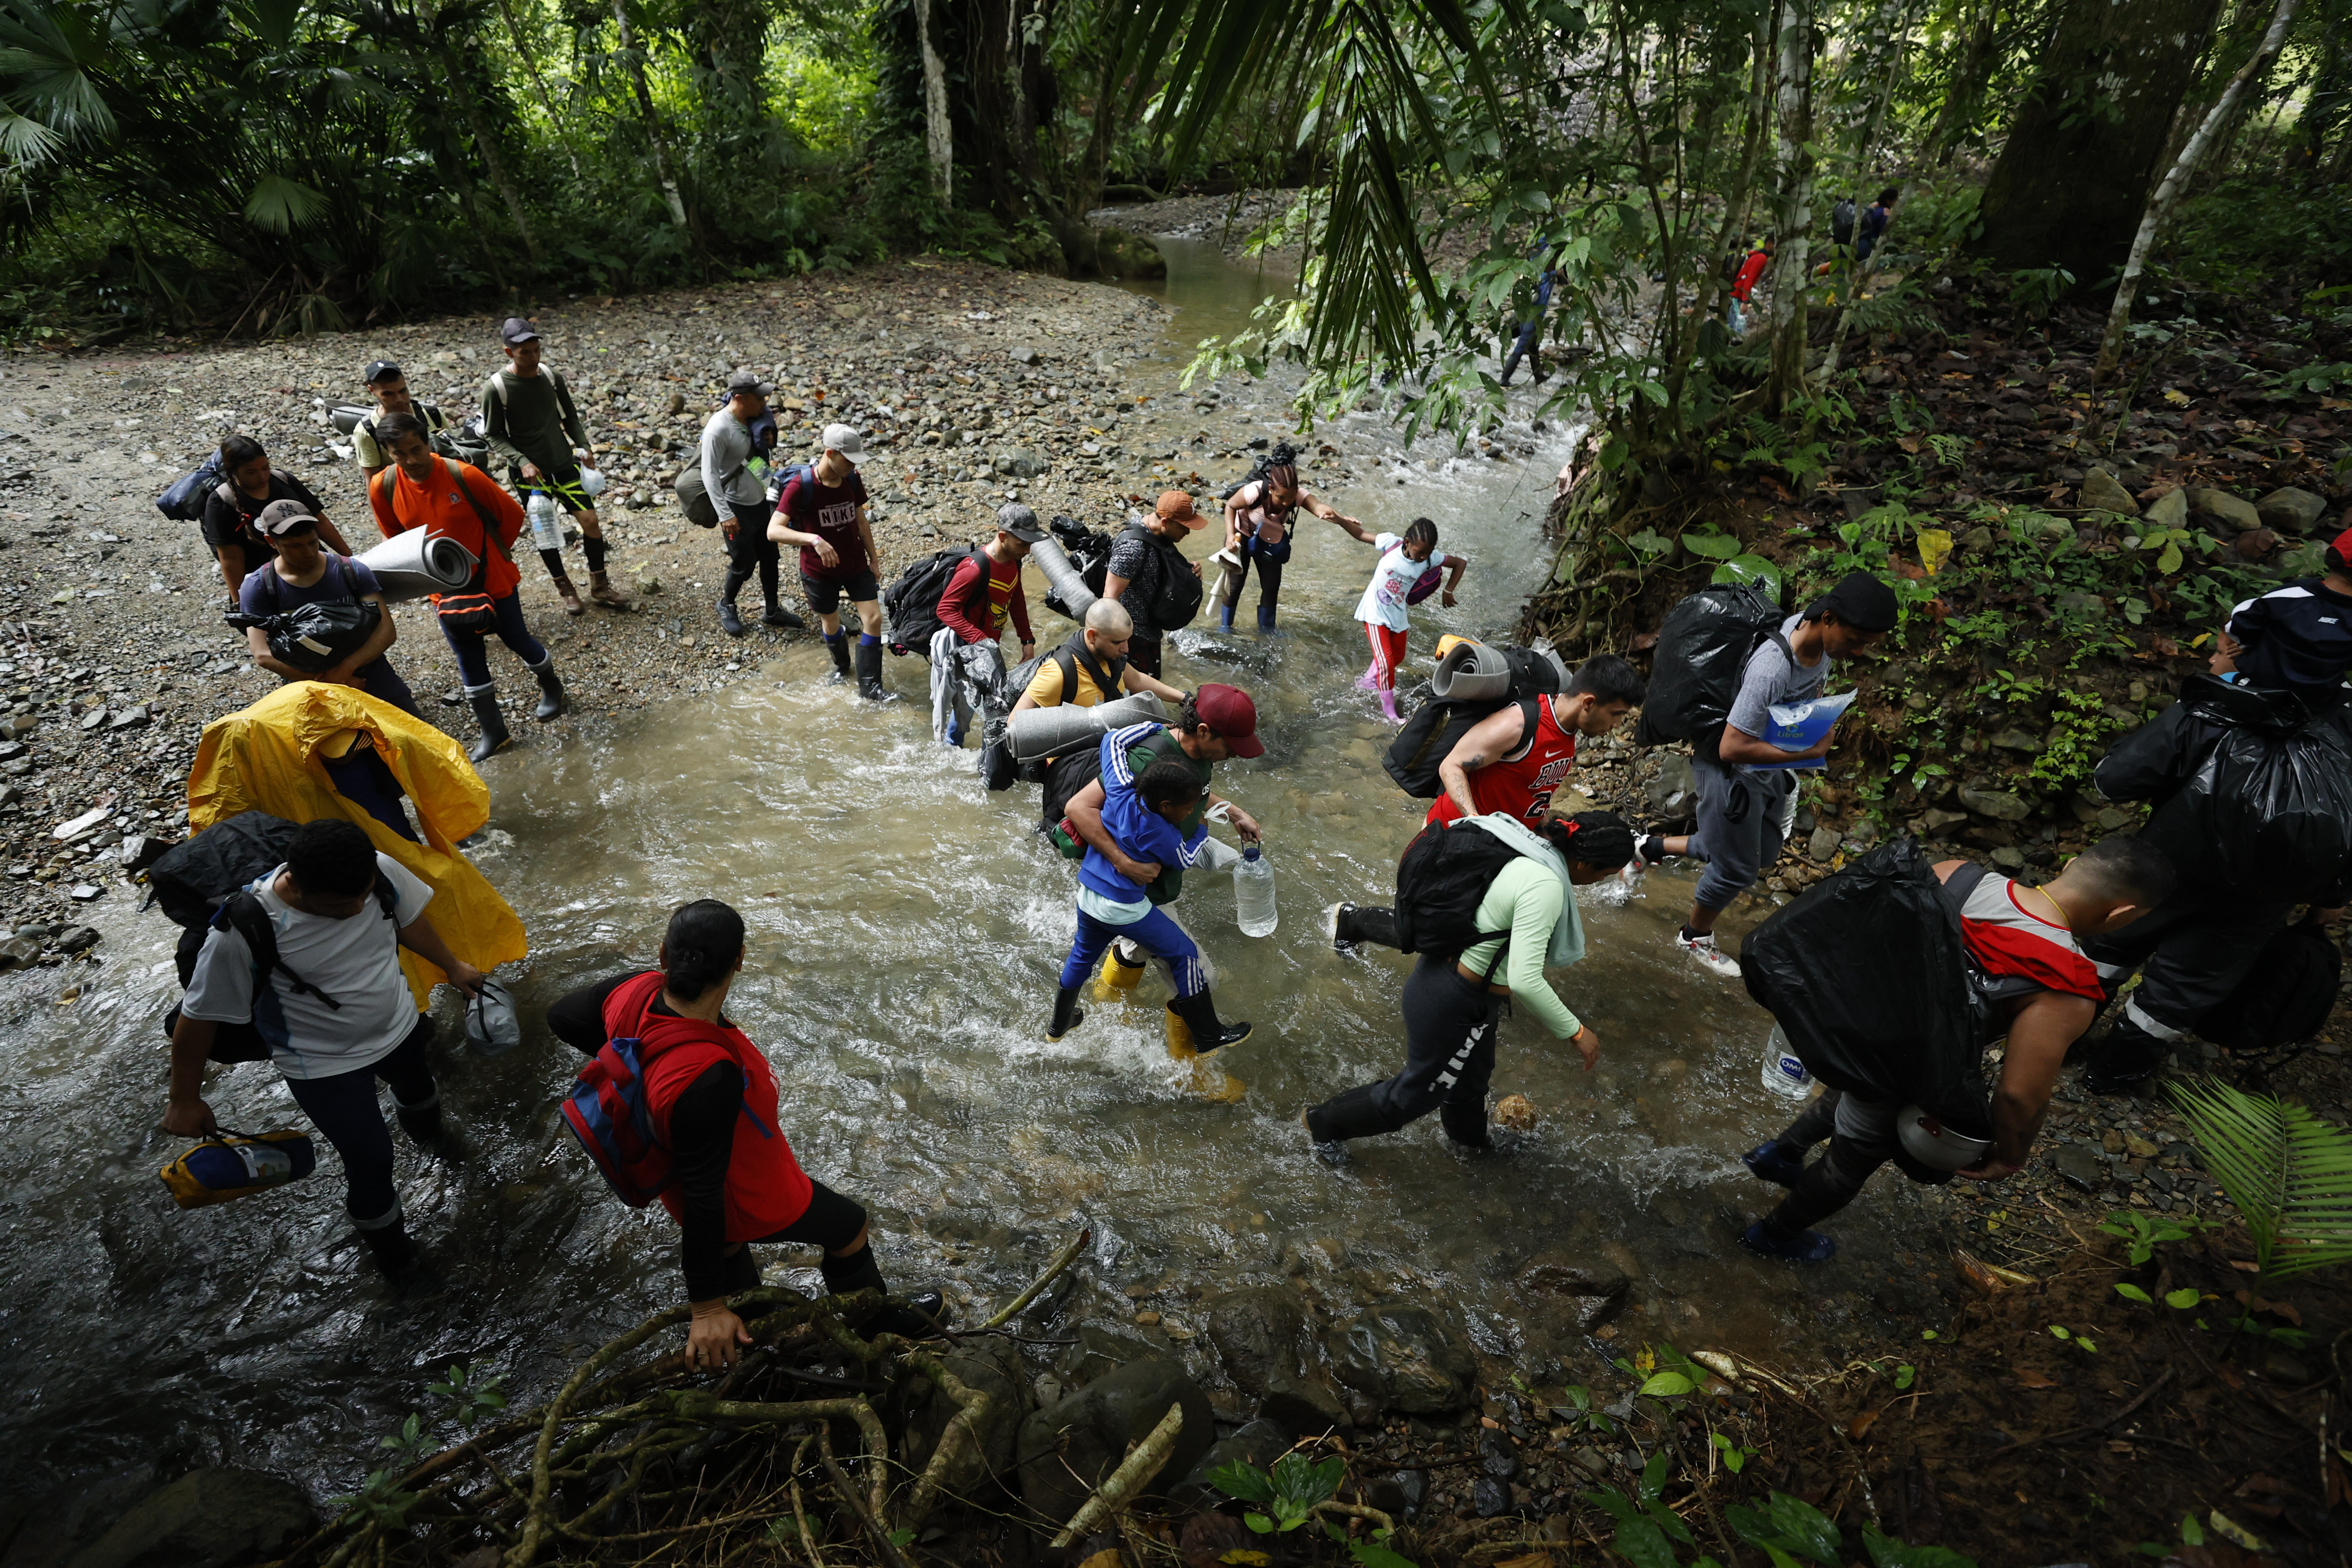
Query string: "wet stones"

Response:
xmin=59 ymin=1467 xmax=315 ymax=1568
xmin=1515 ymin=1249 xmax=1631 ymax=1334
xmin=1324 ymin=1304 xmax=1478 ymax=1418
xmin=1016 ymin=1355 xmax=1214 ymax=1529
xmin=1169 ymin=1416 xmax=1288 ymax=1511
xmin=1644 ymin=752 xmax=1696 ymax=822
xmin=1204 ymin=1284 xmax=1352 ymax=1434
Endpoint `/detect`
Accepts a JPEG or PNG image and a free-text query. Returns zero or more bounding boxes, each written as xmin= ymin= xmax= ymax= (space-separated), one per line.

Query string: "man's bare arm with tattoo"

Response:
xmin=1435 ymin=703 xmax=1532 ymax=822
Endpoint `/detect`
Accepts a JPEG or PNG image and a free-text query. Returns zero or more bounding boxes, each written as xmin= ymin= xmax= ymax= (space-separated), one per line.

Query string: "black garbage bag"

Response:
xmin=1044 ymin=514 xmax=1118 ymax=621
xmin=146 ymin=810 xmax=300 ymax=927
xmin=1740 ymin=837 xmax=1991 ymax=1138
xmin=2196 ymin=920 xmax=2341 ymax=1051
xmin=1632 ymin=583 xmax=1787 ymax=764
xmin=225 ymin=598 xmax=381 ymax=673
xmin=2096 ymin=675 xmax=2352 ymax=902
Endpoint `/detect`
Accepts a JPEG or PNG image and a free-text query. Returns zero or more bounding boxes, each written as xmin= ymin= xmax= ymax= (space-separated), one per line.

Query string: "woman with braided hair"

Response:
xmin=1309 ymin=811 xmax=1637 ymax=1159
xmin=1216 ymin=442 xmax=1372 ymax=632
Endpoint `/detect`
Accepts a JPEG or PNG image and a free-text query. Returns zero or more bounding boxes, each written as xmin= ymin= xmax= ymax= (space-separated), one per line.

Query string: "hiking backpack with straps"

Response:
xmin=373 ymin=461 xmax=511 ymax=632
xmin=883 ymin=545 xmax=990 ymax=656
xmin=1635 ymin=583 xmax=1792 ymax=765
xmin=1383 ymin=643 xmax=1567 ymax=798
xmin=561 ymin=1009 xmax=781 ymax=1208
xmin=155 ymin=454 xmax=226 ymax=522
xmin=1392 ymin=819 xmax=1522 ymax=967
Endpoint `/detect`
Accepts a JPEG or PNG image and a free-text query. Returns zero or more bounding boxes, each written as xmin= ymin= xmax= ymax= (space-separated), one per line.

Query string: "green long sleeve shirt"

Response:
xmin=1458 ymin=857 xmax=1582 ymax=1039
xmin=480 ymin=367 xmax=588 ymax=472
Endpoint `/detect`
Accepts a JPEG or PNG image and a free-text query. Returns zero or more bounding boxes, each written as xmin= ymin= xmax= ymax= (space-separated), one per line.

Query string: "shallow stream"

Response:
xmin=0 ymin=238 xmax=1952 ymax=1504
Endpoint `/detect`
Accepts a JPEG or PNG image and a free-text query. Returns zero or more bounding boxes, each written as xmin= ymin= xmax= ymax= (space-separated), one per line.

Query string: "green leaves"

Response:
xmin=1863 ymin=1528 xmax=1980 ymax=1568
xmin=2114 ymin=1282 xmax=2153 ymax=1304
xmin=1638 ymin=1370 xmax=1694 ymax=1398
xmin=2165 ymin=1287 xmax=2202 ymax=1309
xmin=1725 ymin=1492 xmax=1844 ymax=1566
xmin=242 ymin=172 xmax=328 ymax=233
xmin=2169 ymin=1078 xmax=2352 ymax=1280
xmin=1214 ymin=1452 xmax=1344 ymax=1534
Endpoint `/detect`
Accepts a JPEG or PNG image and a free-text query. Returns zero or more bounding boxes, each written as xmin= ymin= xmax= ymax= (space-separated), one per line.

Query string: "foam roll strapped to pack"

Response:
xmin=1004 ymin=691 xmax=1169 ymax=761
xmin=1028 ymin=537 xmax=1099 ymax=622
xmin=354 ymin=528 xmax=480 ymax=604
xmin=158 ymin=1128 xmax=317 ymax=1209
xmin=1429 ymin=639 xmax=1568 ymax=704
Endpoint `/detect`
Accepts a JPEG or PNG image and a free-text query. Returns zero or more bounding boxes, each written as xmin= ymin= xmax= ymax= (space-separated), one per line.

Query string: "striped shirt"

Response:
xmin=1956 ymin=873 xmax=2102 ymax=1004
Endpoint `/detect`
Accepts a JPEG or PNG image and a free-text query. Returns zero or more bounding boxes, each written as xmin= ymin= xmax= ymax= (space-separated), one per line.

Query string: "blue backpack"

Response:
xmin=561 ymin=1029 xmax=780 ymax=1207
xmin=156 ymin=456 xmax=225 ymax=521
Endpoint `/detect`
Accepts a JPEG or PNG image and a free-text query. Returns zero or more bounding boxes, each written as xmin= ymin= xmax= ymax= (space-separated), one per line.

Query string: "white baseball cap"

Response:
xmin=821 ymin=423 xmax=865 ymax=465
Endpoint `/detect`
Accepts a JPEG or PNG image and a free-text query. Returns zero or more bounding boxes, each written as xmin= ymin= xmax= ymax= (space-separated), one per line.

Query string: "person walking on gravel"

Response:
xmin=480 ymin=316 xmax=629 ymax=615
xmin=202 ymin=433 xmax=352 ymax=599
xmin=370 ymin=412 xmax=568 ymax=762
xmin=352 ymin=360 xmax=449 ymax=483
xmin=237 ymin=499 xmax=418 ymax=718
xmin=769 ymin=423 xmax=885 ymax=697
xmin=702 ymin=371 xmax=804 ymax=640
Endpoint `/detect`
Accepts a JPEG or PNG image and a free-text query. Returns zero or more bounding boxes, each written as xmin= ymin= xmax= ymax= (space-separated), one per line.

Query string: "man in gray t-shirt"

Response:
xmin=1636 ymin=573 xmax=1898 ymax=978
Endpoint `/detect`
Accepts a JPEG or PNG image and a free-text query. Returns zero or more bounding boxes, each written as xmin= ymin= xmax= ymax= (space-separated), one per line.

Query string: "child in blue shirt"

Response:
xmin=1051 ymin=754 xmax=1253 ymax=1054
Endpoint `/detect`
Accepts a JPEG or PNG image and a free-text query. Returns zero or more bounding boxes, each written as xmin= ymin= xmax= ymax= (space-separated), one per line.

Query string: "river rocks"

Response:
xmin=1008 ymin=344 xmax=1041 ymax=365
xmin=1169 ymin=1417 xmax=1288 ymax=1511
xmin=1515 ymin=1248 xmax=1629 ymax=1333
xmin=61 ymin=1468 xmax=314 ymax=1568
xmin=2140 ymin=487 xmax=2188 ymax=530
xmin=1921 ymin=807 xmax=1968 ymax=833
xmin=1204 ymin=1285 xmax=1351 ymax=1435
xmin=2186 ymin=486 xmax=2262 ymax=532
xmin=1957 ymin=784 xmax=2031 ymax=822
xmin=1058 ymin=1321 xmax=1159 ymax=1386
xmin=2257 ymin=486 xmax=2327 ymax=534
xmin=1017 ymin=1355 xmax=1214 ymax=1530
xmin=2077 ymin=470 xmax=2138 ymax=516
xmin=1990 ymin=729 xmax=2044 ymax=754
xmin=2050 ymin=1142 xmax=2104 ymax=1193
xmin=1807 ymin=826 xmax=1841 ymax=862
xmin=1093 ymin=228 xmax=1167 ymax=281
xmin=901 ymin=1336 xmax=1032 ymax=1519
xmin=1324 ymin=1304 xmax=1477 ymax=1418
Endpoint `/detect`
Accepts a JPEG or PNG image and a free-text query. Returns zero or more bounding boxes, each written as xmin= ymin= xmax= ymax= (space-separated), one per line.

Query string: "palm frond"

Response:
xmin=0 ymin=102 xmax=61 ymax=162
xmin=2170 ymin=1077 xmax=2352 ymax=1280
xmin=243 ymin=170 xmax=327 ymax=231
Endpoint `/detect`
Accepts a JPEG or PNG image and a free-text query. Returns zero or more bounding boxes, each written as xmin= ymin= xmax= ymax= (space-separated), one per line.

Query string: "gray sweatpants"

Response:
xmin=1686 ymin=759 xmax=1795 ymax=912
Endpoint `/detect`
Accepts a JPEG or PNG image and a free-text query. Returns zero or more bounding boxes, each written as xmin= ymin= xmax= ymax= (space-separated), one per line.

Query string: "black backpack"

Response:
xmin=148 ymin=812 xmax=398 ymax=1063
xmin=1383 ymin=644 xmax=1566 ymax=797
xmin=2198 ymin=922 xmax=2341 ymax=1051
xmin=154 ymin=454 xmax=225 ymax=521
xmin=884 ymin=545 xmax=989 ymax=656
xmin=1082 ymin=525 xmax=1203 ymax=633
xmin=1831 ymin=198 xmax=1857 ymax=247
xmin=1635 ymin=584 xmax=1791 ymax=766
xmin=1392 ymin=820 xmax=1522 ymax=968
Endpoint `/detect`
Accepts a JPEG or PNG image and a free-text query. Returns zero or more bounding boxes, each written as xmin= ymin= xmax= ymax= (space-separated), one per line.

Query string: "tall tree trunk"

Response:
xmin=1679 ymin=3 xmax=1776 ymax=386
xmin=439 ymin=45 xmax=544 ymax=265
xmin=1821 ymin=9 xmax=1918 ymax=381
xmin=1920 ymin=0 xmax=1998 ymax=166
xmin=1765 ymin=0 xmax=1816 ymax=411
xmin=2097 ymin=0 xmax=2300 ymax=377
xmin=611 ymin=0 xmax=690 ymax=229
xmin=915 ymin=0 xmax=953 ymax=197
xmin=1972 ymin=0 xmax=2222 ymax=283
xmin=493 ymin=0 xmax=584 ymax=181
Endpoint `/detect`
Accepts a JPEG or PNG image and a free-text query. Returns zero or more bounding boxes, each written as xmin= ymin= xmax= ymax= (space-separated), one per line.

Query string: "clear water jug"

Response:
xmin=1759 ymin=1023 xmax=1813 ymax=1100
xmin=525 ymin=490 xmax=563 ymax=552
xmin=1234 ymin=844 xmax=1277 ymax=937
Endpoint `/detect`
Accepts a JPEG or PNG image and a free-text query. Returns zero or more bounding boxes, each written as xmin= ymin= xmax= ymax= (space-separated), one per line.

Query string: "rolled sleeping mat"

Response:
xmin=1430 ymin=639 xmax=1511 ymax=703
xmin=1005 ymin=690 xmax=1170 ymax=762
xmin=355 ymin=528 xmax=479 ymax=604
xmin=1029 ymin=537 xmax=1099 ymax=622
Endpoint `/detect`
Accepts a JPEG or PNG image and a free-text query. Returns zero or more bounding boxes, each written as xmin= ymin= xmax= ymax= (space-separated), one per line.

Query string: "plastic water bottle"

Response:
xmin=1759 ymin=1023 xmax=1813 ymax=1100
xmin=1233 ymin=844 xmax=1278 ymax=937
xmin=525 ymin=490 xmax=563 ymax=552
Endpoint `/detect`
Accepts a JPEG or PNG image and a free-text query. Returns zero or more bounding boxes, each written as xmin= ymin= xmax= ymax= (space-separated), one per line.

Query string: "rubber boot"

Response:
xmin=2081 ymin=1018 xmax=2168 ymax=1095
xmin=854 ymin=639 xmax=891 ymax=702
xmin=527 ymin=656 xmax=566 ymax=722
xmin=1378 ymin=688 xmax=1401 ymax=723
xmin=395 ymin=1091 xmax=444 ymax=1145
xmin=465 ymin=685 xmax=510 ymax=763
xmin=1355 ymin=663 xmax=1382 ymax=692
xmin=1167 ymin=989 xmax=1251 ymax=1057
xmin=821 ymin=1244 xmax=950 ymax=1340
xmin=1047 ymin=985 xmax=1086 ymax=1041
xmin=1443 ymin=1097 xmax=1514 ymax=1153
xmin=360 ymin=1217 xmax=417 ymax=1274
xmin=1329 ymin=903 xmax=1399 ymax=952
xmin=719 ymin=1245 xmax=763 ymax=1295
xmin=588 ymin=570 xmax=633 ymax=610
xmin=763 ymin=595 xmax=804 ymax=630
xmin=718 ymin=570 xmax=750 ymax=638
xmin=1093 ymin=939 xmax=1148 ymax=1001
xmin=1256 ymin=603 xmax=1281 ymax=636
xmin=825 ymin=635 xmax=852 ymax=684
xmin=551 ymin=573 xmax=585 ymax=616
xmin=1303 ymin=1082 xmax=1394 ymax=1150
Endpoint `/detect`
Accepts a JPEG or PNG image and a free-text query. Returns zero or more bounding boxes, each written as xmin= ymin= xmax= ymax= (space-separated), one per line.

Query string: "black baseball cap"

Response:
xmin=995 ymin=503 xmax=1047 ymax=543
xmin=727 ymin=370 xmax=772 ymax=397
xmin=1812 ymin=571 xmax=1900 ymax=633
xmin=363 ymin=359 xmax=403 ymax=385
xmin=499 ymin=316 xmax=542 ymax=346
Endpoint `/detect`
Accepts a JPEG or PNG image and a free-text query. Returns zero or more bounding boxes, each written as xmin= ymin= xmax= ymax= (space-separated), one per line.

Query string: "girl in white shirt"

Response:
xmin=1352 ymin=517 xmax=1467 ymax=722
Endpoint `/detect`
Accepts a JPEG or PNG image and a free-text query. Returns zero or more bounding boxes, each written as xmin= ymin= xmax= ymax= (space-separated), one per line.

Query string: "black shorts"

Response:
xmin=509 ymin=458 xmax=593 ymax=517
xmin=802 ymin=570 xmax=880 ymax=615
xmin=747 ymin=1178 xmax=867 ymax=1249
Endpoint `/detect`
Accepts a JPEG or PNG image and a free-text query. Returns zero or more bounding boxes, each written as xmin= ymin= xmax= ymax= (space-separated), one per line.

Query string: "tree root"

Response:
xmin=1047 ymin=1399 xmax=1186 ymax=1549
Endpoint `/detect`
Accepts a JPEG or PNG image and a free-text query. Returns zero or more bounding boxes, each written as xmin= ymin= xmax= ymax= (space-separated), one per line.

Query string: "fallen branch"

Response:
xmin=820 ymin=1427 xmax=914 ymax=1568
xmin=1048 ymin=1400 xmax=1186 ymax=1549
xmin=1984 ymin=1366 xmax=2177 ymax=1458
xmin=982 ymin=1227 xmax=1093 ymax=1331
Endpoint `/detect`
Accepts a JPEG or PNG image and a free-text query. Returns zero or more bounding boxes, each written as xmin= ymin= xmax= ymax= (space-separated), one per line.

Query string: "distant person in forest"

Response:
xmin=1499 ymin=238 xmax=1562 ymax=387
xmin=1624 ymin=573 xmax=1897 ymax=980
xmin=1856 ymin=187 xmax=1899 ymax=265
xmin=480 ymin=316 xmax=630 ymax=615
xmin=202 ymin=433 xmax=353 ymax=600
xmin=548 ymin=900 xmax=947 ymax=1362
xmin=352 ymin=360 xmax=448 ymax=482
xmin=2210 ymin=523 xmax=2352 ymax=698
xmin=1726 ymin=237 xmax=1772 ymax=337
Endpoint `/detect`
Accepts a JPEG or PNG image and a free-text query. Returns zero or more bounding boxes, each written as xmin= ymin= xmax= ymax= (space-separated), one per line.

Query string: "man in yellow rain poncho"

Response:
xmin=186 ymin=681 xmax=527 ymax=1009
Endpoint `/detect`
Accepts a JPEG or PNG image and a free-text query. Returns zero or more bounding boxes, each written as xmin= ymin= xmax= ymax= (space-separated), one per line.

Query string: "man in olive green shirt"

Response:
xmin=481 ymin=316 xmax=628 ymax=613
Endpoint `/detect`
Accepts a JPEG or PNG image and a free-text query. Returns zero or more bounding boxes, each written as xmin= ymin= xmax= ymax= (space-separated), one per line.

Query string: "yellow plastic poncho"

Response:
xmin=186 ymin=682 xmax=527 ymax=1006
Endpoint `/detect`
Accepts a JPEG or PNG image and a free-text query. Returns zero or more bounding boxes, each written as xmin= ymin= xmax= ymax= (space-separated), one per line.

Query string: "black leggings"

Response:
xmin=1759 ymin=1088 xmax=1906 ymax=1239
xmin=724 ymin=503 xmax=781 ymax=603
xmin=718 ymin=1179 xmax=882 ymax=1295
xmin=283 ymin=1015 xmax=435 ymax=1230
xmin=1307 ymin=954 xmax=1502 ymax=1145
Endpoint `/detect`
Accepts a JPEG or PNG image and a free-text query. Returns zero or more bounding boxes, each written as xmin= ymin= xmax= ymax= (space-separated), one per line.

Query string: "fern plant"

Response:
xmin=2169 ymin=1079 xmax=2352 ymax=1280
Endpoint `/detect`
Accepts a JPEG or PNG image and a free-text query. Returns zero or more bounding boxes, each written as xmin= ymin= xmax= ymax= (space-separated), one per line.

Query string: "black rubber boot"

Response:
xmin=2082 ymin=1017 xmax=2169 ymax=1095
xmin=1304 ymin=1082 xmax=1395 ymax=1145
xmin=465 ymin=686 xmax=510 ymax=763
xmin=825 ymin=636 xmax=853 ymax=685
xmin=717 ymin=596 xmax=748 ymax=638
xmin=720 ymin=1245 xmax=763 ymax=1295
xmin=821 ymin=1244 xmax=950 ymax=1339
xmin=1167 ymin=989 xmax=1252 ymax=1055
xmin=395 ymin=1093 xmax=444 ymax=1145
xmin=360 ymin=1218 xmax=417 ymax=1274
xmin=1047 ymin=985 xmax=1086 ymax=1041
xmin=1330 ymin=903 xmax=1400 ymax=952
xmin=527 ymin=657 xmax=566 ymax=722
xmin=1444 ymin=1097 xmax=1516 ymax=1153
xmin=762 ymin=597 xmax=805 ymax=630
xmin=854 ymin=640 xmax=891 ymax=702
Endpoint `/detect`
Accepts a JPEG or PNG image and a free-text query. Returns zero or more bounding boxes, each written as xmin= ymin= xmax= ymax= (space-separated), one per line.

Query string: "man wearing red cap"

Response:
xmin=1101 ymin=490 xmax=1208 ymax=680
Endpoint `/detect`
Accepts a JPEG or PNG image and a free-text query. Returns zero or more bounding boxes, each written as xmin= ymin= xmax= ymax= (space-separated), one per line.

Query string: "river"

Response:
xmin=0 ymin=237 xmax=1951 ymax=1510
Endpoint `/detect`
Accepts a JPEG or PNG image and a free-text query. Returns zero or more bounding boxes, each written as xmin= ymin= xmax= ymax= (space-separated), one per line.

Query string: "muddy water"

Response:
xmin=0 ymin=242 xmax=1948 ymax=1503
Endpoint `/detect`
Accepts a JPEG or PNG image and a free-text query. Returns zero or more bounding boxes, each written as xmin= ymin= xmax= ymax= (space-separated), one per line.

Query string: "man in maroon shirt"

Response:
xmin=769 ymin=423 xmax=887 ymax=698
xmin=935 ymin=505 xmax=1043 ymax=748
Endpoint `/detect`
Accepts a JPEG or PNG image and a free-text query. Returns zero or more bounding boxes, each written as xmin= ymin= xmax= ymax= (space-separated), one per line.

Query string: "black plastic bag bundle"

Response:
xmin=1632 ymin=584 xmax=1785 ymax=764
xmin=224 ymin=598 xmax=381 ymax=673
xmin=146 ymin=811 xmax=300 ymax=928
xmin=1740 ymin=837 xmax=1991 ymax=1137
xmin=2096 ymin=676 xmax=2352 ymax=903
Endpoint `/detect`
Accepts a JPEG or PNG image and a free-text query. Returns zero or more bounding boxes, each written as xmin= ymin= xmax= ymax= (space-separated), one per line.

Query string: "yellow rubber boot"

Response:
xmin=1164 ymin=1001 xmax=1199 ymax=1061
xmin=1166 ymin=1004 xmax=1247 ymax=1100
xmin=1092 ymin=941 xmax=1148 ymax=1003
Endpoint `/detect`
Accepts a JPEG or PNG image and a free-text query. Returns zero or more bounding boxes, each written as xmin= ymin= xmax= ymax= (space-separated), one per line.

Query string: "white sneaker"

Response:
xmin=1675 ymin=929 xmax=1743 ymax=978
